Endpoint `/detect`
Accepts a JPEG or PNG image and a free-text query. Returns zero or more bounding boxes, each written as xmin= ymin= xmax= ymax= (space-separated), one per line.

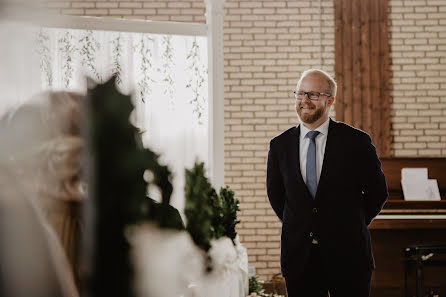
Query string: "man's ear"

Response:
xmin=327 ymin=96 xmax=335 ymax=107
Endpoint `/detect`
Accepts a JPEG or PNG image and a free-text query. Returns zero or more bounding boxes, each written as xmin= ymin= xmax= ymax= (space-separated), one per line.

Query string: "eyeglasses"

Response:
xmin=293 ymin=90 xmax=331 ymax=101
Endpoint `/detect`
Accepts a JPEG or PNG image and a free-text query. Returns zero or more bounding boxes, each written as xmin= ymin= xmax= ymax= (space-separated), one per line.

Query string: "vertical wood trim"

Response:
xmin=352 ymin=0 xmax=362 ymax=130
xmin=380 ymin=0 xmax=391 ymax=157
xmin=360 ymin=0 xmax=372 ymax=137
xmin=334 ymin=0 xmax=344 ymax=122
xmin=334 ymin=0 xmax=391 ymax=157
xmin=342 ymin=0 xmax=353 ymax=125
xmin=370 ymin=0 xmax=381 ymax=155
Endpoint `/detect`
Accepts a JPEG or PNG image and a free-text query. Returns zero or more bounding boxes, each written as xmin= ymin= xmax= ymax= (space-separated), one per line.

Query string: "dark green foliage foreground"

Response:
xmin=85 ymin=77 xmax=142 ymax=297
xmin=85 ymin=77 xmax=175 ymax=297
xmin=185 ymin=162 xmax=241 ymax=253
xmin=184 ymin=162 xmax=214 ymax=252
xmin=209 ymin=186 xmax=240 ymax=244
xmin=85 ymin=76 xmax=241 ymax=295
xmin=219 ymin=187 xmax=240 ymax=244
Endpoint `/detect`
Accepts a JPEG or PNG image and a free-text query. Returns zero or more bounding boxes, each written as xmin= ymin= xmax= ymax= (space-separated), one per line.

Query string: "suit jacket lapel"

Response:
xmin=314 ymin=118 xmax=337 ymax=199
xmin=291 ymin=125 xmax=312 ymax=199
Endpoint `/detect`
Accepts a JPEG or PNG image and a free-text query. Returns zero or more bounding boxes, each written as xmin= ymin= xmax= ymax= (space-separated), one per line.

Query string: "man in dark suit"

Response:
xmin=266 ymin=69 xmax=388 ymax=297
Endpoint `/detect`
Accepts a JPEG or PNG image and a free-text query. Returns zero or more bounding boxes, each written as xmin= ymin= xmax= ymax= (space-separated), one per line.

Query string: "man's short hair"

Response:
xmin=297 ymin=69 xmax=337 ymax=97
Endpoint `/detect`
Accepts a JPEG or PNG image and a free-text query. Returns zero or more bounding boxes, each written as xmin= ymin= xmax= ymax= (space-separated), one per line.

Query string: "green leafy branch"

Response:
xmin=79 ymin=30 xmax=102 ymax=82
xmin=111 ymin=34 xmax=123 ymax=85
xmin=185 ymin=162 xmax=214 ymax=253
xmin=208 ymin=186 xmax=240 ymax=243
xmin=134 ymin=34 xmax=155 ymax=103
xmin=185 ymin=162 xmax=241 ymax=274
xmin=219 ymin=187 xmax=240 ymax=243
xmin=160 ymin=35 xmax=174 ymax=104
xmin=58 ymin=31 xmax=77 ymax=88
xmin=35 ymin=28 xmax=53 ymax=87
xmin=186 ymin=38 xmax=207 ymax=124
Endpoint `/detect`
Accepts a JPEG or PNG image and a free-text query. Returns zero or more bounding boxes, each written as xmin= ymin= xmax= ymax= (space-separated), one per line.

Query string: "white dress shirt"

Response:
xmin=299 ymin=118 xmax=330 ymax=185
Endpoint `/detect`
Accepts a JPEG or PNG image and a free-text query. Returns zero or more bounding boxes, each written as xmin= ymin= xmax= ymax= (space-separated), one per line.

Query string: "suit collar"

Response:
xmin=300 ymin=118 xmax=330 ymax=142
xmin=292 ymin=117 xmax=337 ymax=137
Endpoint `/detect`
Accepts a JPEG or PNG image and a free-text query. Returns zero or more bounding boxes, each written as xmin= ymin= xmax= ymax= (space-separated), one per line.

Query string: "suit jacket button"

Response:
xmin=310 ymin=232 xmax=313 ymax=237
xmin=313 ymin=208 xmax=318 ymax=213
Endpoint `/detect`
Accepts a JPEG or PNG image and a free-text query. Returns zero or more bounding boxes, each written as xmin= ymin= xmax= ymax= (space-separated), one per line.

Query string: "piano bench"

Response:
xmin=404 ymin=244 xmax=446 ymax=297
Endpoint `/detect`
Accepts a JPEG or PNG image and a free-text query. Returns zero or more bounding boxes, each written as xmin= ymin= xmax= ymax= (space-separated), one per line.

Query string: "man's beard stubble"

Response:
xmin=296 ymin=101 xmax=326 ymax=124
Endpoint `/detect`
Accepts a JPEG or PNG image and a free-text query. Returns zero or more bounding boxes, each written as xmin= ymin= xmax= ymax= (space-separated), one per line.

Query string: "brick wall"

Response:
xmin=44 ymin=0 xmax=206 ymax=22
xmin=223 ymin=0 xmax=335 ymax=279
xmin=42 ymin=0 xmax=446 ymax=281
xmin=389 ymin=0 xmax=446 ymax=156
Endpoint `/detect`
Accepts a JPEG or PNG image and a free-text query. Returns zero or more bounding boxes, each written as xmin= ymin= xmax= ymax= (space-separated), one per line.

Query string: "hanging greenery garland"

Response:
xmin=186 ymin=38 xmax=207 ymax=124
xmin=111 ymin=33 xmax=123 ymax=85
xmin=36 ymin=28 xmax=209 ymax=122
xmin=35 ymin=28 xmax=53 ymax=87
xmin=58 ymin=30 xmax=77 ymax=88
xmin=134 ymin=34 xmax=154 ymax=103
xmin=160 ymin=35 xmax=175 ymax=106
xmin=79 ymin=30 xmax=102 ymax=83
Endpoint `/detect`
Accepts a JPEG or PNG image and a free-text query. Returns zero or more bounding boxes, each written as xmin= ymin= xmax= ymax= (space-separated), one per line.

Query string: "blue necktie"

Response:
xmin=306 ymin=131 xmax=320 ymax=199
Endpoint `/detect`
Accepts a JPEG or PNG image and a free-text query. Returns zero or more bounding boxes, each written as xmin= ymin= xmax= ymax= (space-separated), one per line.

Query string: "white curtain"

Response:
xmin=25 ymin=26 xmax=209 ymax=214
xmin=0 ymin=21 xmax=42 ymax=115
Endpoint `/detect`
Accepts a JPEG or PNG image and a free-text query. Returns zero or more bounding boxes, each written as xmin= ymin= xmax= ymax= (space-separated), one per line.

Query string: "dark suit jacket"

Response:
xmin=266 ymin=118 xmax=388 ymax=279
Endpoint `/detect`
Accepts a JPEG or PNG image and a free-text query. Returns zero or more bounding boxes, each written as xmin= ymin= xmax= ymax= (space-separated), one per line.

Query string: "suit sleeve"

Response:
xmin=360 ymin=134 xmax=388 ymax=226
xmin=266 ymin=139 xmax=286 ymax=222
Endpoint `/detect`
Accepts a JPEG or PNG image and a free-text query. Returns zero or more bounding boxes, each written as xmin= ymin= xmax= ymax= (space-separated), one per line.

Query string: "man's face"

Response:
xmin=295 ymin=74 xmax=334 ymax=125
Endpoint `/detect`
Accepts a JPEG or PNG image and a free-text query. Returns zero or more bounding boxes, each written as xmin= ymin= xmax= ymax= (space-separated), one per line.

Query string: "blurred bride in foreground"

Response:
xmin=0 ymin=91 xmax=84 ymax=297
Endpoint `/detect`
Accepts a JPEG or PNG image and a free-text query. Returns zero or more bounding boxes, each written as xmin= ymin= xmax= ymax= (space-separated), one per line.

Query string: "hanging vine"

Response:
xmin=160 ymin=35 xmax=175 ymax=106
xmin=37 ymin=29 xmax=209 ymax=125
xmin=111 ymin=33 xmax=123 ymax=85
xmin=79 ymin=30 xmax=102 ymax=82
xmin=58 ymin=30 xmax=77 ymax=88
xmin=186 ymin=38 xmax=207 ymax=124
xmin=134 ymin=34 xmax=154 ymax=103
xmin=35 ymin=28 xmax=53 ymax=87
